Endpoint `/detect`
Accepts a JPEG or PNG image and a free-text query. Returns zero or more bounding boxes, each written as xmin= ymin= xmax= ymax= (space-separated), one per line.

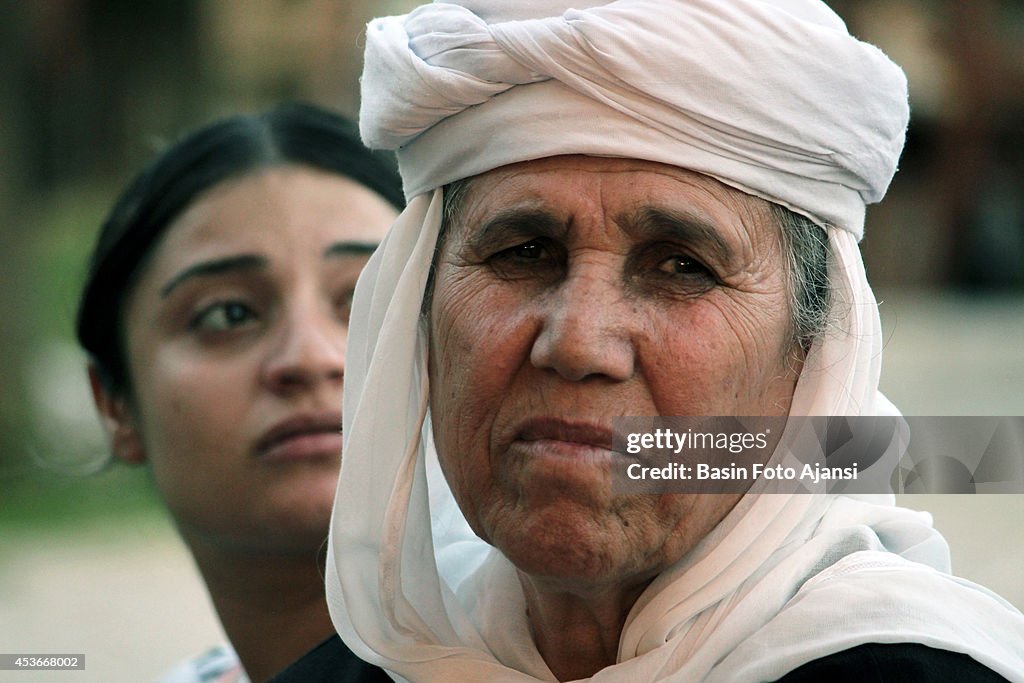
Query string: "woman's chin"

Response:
xmin=487 ymin=505 xmax=653 ymax=586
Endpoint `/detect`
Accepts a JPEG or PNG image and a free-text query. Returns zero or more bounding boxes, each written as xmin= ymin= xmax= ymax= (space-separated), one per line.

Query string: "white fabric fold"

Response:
xmin=329 ymin=1 xmax=1024 ymax=680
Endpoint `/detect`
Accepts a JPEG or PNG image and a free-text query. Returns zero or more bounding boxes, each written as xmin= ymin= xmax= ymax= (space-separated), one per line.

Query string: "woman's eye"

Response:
xmin=490 ymin=239 xmax=548 ymax=263
xmin=509 ymin=241 xmax=545 ymax=259
xmin=191 ymin=301 xmax=258 ymax=332
xmin=484 ymin=238 xmax=561 ymax=282
xmin=658 ymin=255 xmax=711 ymax=277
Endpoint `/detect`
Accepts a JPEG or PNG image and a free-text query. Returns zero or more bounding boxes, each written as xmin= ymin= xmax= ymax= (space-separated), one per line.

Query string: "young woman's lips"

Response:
xmin=255 ymin=412 xmax=344 ymax=463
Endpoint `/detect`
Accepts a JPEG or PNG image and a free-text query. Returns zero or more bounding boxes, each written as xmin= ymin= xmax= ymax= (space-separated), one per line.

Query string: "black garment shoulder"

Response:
xmin=774 ymin=642 xmax=1008 ymax=682
xmin=270 ymin=637 xmax=1008 ymax=683
xmin=267 ymin=634 xmax=391 ymax=683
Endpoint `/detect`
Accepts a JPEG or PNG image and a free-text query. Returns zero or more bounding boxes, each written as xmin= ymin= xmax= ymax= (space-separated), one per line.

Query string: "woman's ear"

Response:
xmin=88 ymin=365 xmax=146 ymax=465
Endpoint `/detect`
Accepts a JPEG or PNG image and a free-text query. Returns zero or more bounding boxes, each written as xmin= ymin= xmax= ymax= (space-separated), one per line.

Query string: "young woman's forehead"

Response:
xmin=146 ymin=167 xmax=394 ymax=275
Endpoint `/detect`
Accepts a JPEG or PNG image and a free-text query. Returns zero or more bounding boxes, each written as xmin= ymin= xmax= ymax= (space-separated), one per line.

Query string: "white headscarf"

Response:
xmin=328 ymin=1 xmax=1024 ymax=681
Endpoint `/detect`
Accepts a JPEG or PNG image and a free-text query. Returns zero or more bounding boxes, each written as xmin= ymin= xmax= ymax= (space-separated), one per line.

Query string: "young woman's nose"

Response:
xmin=261 ymin=300 xmax=346 ymax=395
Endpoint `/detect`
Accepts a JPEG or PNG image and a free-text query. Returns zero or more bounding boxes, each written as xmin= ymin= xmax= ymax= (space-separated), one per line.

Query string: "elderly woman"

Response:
xmin=317 ymin=1 xmax=1024 ymax=681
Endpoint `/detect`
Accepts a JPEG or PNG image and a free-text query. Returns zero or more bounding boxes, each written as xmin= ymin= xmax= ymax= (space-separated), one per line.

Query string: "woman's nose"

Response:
xmin=261 ymin=302 xmax=346 ymax=394
xmin=529 ymin=268 xmax=636 ymax=382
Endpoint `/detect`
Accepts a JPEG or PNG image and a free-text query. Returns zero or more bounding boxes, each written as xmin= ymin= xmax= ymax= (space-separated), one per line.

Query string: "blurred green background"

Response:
xmin=0 ymin=1 xmax=1022 ymax=681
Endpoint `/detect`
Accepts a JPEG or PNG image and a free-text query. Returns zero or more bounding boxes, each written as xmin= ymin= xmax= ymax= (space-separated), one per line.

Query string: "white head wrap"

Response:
xmin=328 ymin=1 xmax=1024 ymax=681
xmin=361 ymin=0 xmax=910 ymax=239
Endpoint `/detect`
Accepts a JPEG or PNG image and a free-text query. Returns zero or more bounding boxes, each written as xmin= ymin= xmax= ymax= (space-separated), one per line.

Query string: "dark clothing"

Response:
xmin=268 ymin=634 xmax=391 ymax=683
xmin=271 ymin=636 xmax=1007 ymax=682
xmin=775 ymin=642 xmax=1008 ymax=682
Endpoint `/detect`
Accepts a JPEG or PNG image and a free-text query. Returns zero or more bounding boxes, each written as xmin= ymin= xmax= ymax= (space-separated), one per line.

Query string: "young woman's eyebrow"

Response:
xmin=323 ymin=241 xmax=379 ymax=258
xmin=160 ymin=254 xmax=267 ymax=298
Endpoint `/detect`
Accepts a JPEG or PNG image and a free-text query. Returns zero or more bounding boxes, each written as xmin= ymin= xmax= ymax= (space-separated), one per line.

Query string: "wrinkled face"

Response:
xmin=116 ymin=166 xmax=396 ymax=554
xmin=428 ymin=156 xmax=799 ymax=588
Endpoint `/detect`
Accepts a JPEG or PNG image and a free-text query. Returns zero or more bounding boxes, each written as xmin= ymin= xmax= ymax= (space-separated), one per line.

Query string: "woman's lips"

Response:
xmin=511 ymin=417 xmax=618 ymax=463
xmin=255 ymin=412 xmax=343 ymax=463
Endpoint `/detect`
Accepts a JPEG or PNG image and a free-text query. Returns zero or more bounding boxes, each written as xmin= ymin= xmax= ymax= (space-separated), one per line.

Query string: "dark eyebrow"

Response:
xmin=160 ymin=255 xmax=267 ymax=298
xmin=623 ymin=206 xmax=734 ymax=265
xmin=324 ymin=241 xmax=379 ymax=258
xmin=160 ymin=242 xmax=380 ymax=298
xmin=465 ymin=207 xmax=566 ymax=252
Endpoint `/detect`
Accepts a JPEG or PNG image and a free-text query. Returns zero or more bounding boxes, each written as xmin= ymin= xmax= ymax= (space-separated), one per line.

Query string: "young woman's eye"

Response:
xmin=335 ymin=289 xmax=356 ymax=325
xmin=191 ymin=301 xmax=258 ymax=332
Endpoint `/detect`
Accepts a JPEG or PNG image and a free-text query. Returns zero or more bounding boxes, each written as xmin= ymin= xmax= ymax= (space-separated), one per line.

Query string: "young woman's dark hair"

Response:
xmin=76 ymin=101 xmax=404 ymax=394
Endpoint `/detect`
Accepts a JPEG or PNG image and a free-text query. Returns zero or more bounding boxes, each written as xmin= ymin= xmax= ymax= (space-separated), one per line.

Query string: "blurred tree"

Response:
xmin=936 ymin=0 xmax=1024 ymax=289
xmin=17 ymin=1 xmax=204 ymax=186
xmin=830 ymin=0 xmax=1024 ymax=289
xmin=0 ymin=3 xmax=35 ymax=474
xmin=199 ymin=0 xmax=420 ymax=116
xmin=0 ymin=1 xmax=206 ymax=476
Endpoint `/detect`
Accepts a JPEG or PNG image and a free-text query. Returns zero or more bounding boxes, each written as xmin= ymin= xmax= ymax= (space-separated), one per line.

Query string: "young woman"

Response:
xmin=76 ymin=103 xmax=401 ymax=682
